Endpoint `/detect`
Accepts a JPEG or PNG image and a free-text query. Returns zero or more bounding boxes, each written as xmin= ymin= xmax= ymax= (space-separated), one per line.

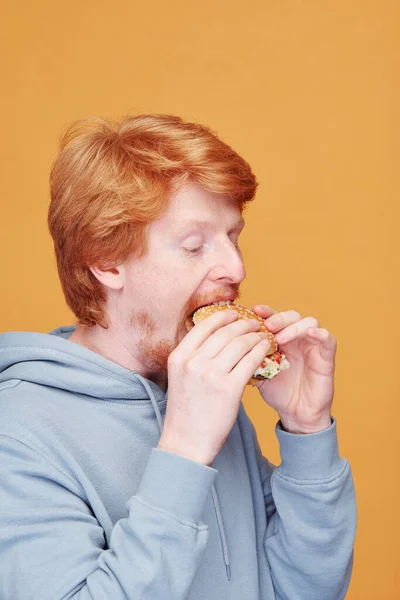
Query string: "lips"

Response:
xmin=189 ymin=297 xmax=235 ymax=318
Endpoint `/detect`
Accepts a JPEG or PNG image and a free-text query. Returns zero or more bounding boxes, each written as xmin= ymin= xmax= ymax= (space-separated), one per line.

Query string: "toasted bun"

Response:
xmin=187 ymin=303 xmax=277 ymax=355
xmin=185 ymin=303 xmax=290 ymax=384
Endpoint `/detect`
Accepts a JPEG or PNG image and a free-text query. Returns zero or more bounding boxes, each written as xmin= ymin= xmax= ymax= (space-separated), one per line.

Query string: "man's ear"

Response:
xmin=89 ymin=264 xmax=125 ymax=290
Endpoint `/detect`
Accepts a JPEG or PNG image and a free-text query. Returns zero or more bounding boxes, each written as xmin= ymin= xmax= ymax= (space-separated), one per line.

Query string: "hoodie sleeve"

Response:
xmin=0 ymin=434 xmax=217 ymax=600
xmin=249 ymin=415 xmax=357 ymax=600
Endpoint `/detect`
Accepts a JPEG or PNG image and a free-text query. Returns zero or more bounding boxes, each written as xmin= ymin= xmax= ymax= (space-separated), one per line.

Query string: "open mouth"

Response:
xmin=189 ymin=300 xmax=234 ymax=319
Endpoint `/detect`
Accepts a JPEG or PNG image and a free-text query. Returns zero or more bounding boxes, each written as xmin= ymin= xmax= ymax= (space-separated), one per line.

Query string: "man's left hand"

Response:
xmin=251 ymin=305 xmax=336 ymax=434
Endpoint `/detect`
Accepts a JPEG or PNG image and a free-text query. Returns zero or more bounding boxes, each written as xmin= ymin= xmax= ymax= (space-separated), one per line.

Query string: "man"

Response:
xmin=0 ymin=114 xmax=356 ymax=599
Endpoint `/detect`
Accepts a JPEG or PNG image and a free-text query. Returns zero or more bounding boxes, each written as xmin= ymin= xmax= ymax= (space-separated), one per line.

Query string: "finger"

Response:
xmin=215 ymin=332 xmax=270 ymax=375
xmin=251 ymin=305 xmax=277 ymax=319
xmin=264 ymin=310 xmax=305 ymax=334
xmin=175 ymin=310 xmax=239 ymax=357
xmin=274 ymin=317 xmax=320 ymax=345
xmin=306 ymin=328 xmax=337 ymax=360
xmin=229 ymin=337 xmax=271 ymax=385
xmin=198 ymin=317 xmax=263 ymax=359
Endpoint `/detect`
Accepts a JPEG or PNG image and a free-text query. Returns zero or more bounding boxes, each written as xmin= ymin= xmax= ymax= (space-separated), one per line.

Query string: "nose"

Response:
xmin=209 ymin=239 xmax=246 ymax=284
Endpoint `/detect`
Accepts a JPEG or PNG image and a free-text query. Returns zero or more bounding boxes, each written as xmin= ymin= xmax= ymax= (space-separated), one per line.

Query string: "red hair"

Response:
xmin=48 ymin=114 xmax=258 ymax=328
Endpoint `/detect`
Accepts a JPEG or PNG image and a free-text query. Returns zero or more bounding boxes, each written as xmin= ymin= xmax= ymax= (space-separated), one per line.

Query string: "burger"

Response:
xmin=185 ymin=301 xmax=290 ymax=385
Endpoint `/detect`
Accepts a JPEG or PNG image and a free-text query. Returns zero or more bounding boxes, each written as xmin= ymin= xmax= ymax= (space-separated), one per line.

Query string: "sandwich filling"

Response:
xmin=252 ymin=350 xmax=290 ymax=380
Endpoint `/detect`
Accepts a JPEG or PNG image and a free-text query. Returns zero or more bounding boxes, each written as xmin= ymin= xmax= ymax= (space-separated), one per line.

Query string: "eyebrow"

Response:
xmin=174 ymin=217 xmax=245 ymax=235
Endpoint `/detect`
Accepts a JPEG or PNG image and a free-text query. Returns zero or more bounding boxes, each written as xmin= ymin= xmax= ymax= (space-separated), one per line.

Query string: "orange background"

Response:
xmin=1 ymin=1 xmax=399 ymax=597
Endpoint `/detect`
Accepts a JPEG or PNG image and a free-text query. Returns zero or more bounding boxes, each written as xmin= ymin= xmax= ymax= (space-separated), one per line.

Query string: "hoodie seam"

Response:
xmin=274 ymin=460 xmax=348 ymax=486
xmin=0 ymin=433 xmax=84 ymax=496
xmin=133 ymin=496 xmax=209 ymax=531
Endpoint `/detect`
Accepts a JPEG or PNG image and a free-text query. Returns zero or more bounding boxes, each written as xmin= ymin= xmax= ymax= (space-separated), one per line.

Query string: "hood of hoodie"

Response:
xmin=0 ymin=325 xmax=234 ymax=581
xmin=0 ymin=326 xmax=167 ymax=404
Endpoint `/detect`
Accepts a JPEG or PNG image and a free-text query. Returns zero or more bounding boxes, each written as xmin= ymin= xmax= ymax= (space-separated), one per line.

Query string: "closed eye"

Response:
xmin=185 ymin=246 xmax=203 ymax=254
xmin=184 ymin=238 xmax=241 ymax=257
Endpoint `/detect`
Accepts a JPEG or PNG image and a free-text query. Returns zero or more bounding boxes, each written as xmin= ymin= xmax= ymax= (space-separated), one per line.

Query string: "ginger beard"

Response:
xmin=128 ymin=286 xmax=241 ymax=375
xmin=128 ymin=301 xmax=200 ymax=374
xmin=129 ymin=309 xmax=177 ymax=374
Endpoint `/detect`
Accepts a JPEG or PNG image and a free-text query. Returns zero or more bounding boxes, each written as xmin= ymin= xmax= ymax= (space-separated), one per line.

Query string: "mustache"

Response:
xmin=185 ymin=287 xmax=241 ymax=318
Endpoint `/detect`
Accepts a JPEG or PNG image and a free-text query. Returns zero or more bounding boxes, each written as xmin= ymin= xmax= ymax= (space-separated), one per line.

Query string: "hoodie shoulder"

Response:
xmin=0 ymin=328 xmax=161 ymax=403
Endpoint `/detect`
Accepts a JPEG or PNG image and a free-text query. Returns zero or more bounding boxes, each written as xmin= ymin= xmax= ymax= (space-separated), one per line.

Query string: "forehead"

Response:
xmin=155 ymin=182 xmax=244 ymax=233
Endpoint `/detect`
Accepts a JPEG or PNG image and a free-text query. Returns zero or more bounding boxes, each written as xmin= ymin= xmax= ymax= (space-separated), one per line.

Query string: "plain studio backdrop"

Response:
xmin=1 ymin=1 xmax=399 ymax=598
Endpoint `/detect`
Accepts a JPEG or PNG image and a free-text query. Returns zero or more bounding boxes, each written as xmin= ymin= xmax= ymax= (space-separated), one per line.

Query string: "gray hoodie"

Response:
xmin=0 ymin=326 xmax=356 ymax=599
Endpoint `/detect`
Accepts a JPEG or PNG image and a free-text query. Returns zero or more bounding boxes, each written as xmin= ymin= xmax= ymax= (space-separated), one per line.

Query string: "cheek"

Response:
xmin=127 ymin=258 xmax=206 ymax=320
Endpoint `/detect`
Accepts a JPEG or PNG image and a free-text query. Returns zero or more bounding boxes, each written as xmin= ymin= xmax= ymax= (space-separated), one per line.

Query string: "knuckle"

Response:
xmin=184 ymin=356 xmax=199 ymax=374
xmin=167 ymin=351 xmax=179 ymax=367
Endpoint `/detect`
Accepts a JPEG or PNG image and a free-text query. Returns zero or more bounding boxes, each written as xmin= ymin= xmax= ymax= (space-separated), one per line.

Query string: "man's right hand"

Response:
xmin=158 ymin=310 xmax=270 ymax=466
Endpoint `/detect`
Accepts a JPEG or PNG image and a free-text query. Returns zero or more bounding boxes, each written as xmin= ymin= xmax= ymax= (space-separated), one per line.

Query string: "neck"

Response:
xmin=68 ymin=324 xmax=168 ymax=393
